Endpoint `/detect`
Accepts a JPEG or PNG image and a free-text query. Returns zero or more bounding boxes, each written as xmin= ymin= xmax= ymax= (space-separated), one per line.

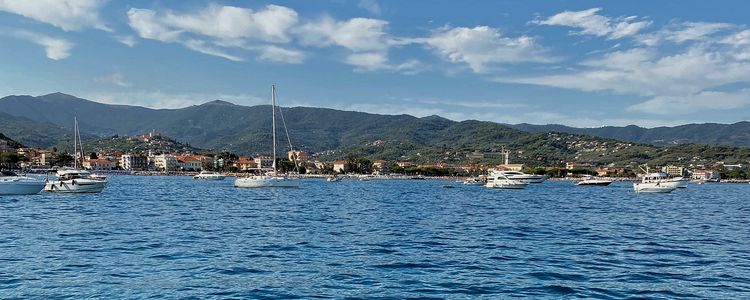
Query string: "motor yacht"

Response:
xmin=576 ymin=175 xmax=613 ymax=186
xmin=44 ymin=168 xmax=107 ymax=193
xmin=0 ymin=170 xmax=46 ymax=195
xmin=193 ymin=171 xmax=227 ymax=180
xmin=633 ymin=173 xmax=676 ymax=193
xmin=485 ymin=171 xmax=528 ymax=189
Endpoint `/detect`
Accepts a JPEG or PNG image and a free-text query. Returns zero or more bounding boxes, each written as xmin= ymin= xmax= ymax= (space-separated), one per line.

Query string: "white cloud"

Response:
xmin=115 ymin=35 xmax=137 ymax=47
xmin=358 ymin=0 xmax=381 ymax=15
xmin=94 ymin=72 xmax=132 ymax=87
xmin=297 ymin=16 xmax=389 ymax=52
xmin=628 ymin=90 xmax=750 ymax=115
xmin=162 ymin=4 xmax=297 ymax=43
xmin=638 ymin=22 xmax=734 ymax=46
xmin=82 ymin=90 xmax=268 ymax=109
xmin=259 ymin=45 xmax=305 ymax=64
xmin=127 ymin=5 xmax=302 ymax=63
xmin=498 ymin=45 xmax=750 ymax=97
xmin=534 ymin=7 xmax=650 ymax=39
xmin=424 ymin=26 xmax=554 ymax=73
xmin=182 ymin=39 xmax=244 ymax=61
xmin=0 ymin=0 xmax=109 ymax=31
xmin=13 ymin=30 xmax=73 ymax=60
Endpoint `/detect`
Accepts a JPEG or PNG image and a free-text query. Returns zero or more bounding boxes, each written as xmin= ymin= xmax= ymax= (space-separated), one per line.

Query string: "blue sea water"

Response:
xmin=1 ymin=176 xmax=749 ymax=299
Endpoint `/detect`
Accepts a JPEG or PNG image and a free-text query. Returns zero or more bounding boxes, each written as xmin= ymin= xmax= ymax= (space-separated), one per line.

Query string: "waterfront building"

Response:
xmin=152 ymin=154 xmax=179 ymax=171
xmin=662 ymin=165 xmax=689 ymax=177
xmin=176 ymin=155 xmax=203 ymax=171
xmin=254 ymin=156 xmax=274 ymax=169
xmin=692 ymin=170 xmax=721 ymax=182
xmin=288 ymin=150 xmax=309 ymax=162
xmin=121 ymin=154 xmax=148 ymax=171
xmin=83 ymin=158 xmax=117 ymax=170
xmin=333 ymin=160 xmax=347 ymax=173
xmin=234 ymin=157 xmax=257 ymax=171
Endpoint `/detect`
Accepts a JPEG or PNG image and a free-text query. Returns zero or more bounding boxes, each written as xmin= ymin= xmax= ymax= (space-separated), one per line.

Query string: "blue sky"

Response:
xmin=2 ymin=0 xmax=750 ymax=127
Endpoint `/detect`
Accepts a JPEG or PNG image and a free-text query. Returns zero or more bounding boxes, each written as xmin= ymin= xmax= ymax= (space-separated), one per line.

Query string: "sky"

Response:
xmin=2 ymin=0 xmax=750 ymax=128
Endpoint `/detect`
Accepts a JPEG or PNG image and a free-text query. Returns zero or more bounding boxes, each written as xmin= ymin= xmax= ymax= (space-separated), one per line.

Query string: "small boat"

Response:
xmin=326 ymin=175 xmax=340 ymax=182
xmin=666 ymin=177 xmax=689 ymax=189
xmin=576 ymin=176 xmax=612 ymax=186
xmin=193 ymin=171 xmax=227 ymax=180
xmin=442 ymin=184 xmax=455 ymax=188
xmin=463 ymin=177 xmax=485 ymax=186
xmin=633 ymin=173 xmax=676 ymax=193
xmin=0 ymin=170 xmax=46 ymax=195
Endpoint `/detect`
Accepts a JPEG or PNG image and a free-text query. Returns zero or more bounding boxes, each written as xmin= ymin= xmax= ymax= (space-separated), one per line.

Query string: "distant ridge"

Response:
xmin=508 ymin=122 xmax=750 ymax=147
xmin=0 ymin=93 xmax=748 ymax=166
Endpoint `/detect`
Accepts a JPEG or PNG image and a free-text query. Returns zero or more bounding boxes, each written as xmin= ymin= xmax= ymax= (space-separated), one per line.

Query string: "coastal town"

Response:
xmin=0 ymin=131 xmax=739 ymax=182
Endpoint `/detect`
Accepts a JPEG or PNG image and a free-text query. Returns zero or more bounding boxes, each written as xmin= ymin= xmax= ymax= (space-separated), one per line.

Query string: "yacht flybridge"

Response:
xmin=44 ymin=117 xmax=107 ymax=193
xmin=235 ymin=85 xmax=299 ymax=188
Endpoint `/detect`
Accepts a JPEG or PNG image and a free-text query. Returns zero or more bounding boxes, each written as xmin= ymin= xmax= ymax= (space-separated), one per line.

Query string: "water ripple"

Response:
xmin=0 ymin=177 xmax=749 ymax=298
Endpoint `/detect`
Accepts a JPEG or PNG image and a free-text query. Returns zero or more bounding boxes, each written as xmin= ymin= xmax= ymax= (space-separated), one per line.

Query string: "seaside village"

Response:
xmin=0 ymin=132 xmax=728 ymax=182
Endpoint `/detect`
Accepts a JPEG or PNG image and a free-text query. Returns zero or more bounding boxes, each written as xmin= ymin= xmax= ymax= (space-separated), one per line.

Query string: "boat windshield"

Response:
xmin=1 ymin=170 xmax=18 ymax=177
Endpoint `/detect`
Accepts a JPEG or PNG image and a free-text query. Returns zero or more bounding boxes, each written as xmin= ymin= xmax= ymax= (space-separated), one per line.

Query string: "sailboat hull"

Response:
xmin=234 ymin=176 xmax=299 ymax=188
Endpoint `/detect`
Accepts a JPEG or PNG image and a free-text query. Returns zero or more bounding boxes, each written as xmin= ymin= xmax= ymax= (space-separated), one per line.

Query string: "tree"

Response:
xmin=55 ymin=153 xmax=74 ymax=167
xmin=89 ymin=152 xmax=98 ymax=159
xmin=344 ymin=156 xmax=373 ymax=174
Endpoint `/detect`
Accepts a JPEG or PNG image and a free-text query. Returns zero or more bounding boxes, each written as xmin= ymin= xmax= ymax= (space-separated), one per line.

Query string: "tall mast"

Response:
xmin=78 ymin=118 xmax=84 ymax=168
xmin=272 ymin=84 xmax=277 ymax=175
xmin=73 ymin=117 xmax=78 ymax=169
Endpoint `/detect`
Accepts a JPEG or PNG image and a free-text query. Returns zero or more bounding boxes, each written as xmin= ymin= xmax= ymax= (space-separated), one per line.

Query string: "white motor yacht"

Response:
xmin=633 ymin=173 xmax=676 ymax=193
xmin=0 ymin=170 xmax=46 ymax=195
xmin=44 ymin=117 xmax=107 ymax=193
xmin=576 ymin=175 xmax=613 ymax=186
xmin=493 ymin=170 xmax=548 ymax=183
xmin=44 ymin=169 xmax=107 ymax=193
xmin=193 ymin=171 xmax=226 ymax=180
xmin=235 ymin=85 xmax=299 ymax=189
xmin=485 ymin=172 xmax=528 ymax=189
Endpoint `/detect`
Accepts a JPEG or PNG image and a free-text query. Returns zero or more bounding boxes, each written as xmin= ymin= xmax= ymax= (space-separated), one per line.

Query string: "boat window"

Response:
xmin=1 ymin=170 xmax=18 ymax=176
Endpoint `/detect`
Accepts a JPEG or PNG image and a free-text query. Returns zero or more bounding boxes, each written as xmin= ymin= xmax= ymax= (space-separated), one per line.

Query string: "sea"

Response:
xmin=1 ymin=176 xmax=749 ymax=299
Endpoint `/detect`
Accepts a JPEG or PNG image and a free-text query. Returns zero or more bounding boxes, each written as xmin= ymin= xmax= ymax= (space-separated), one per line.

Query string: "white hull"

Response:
xmin=576 ymin=179 xmax=612 ymax=186
xmin=234 ymin=176 xmax=299 ymax=188
xmin=486 ymin=180 xmax=528 ymax=189
xmin=194 ymin=175 xmax=226 ymax=180
xmin=665 ymin=180 xmax=688 ymax=189
xmin=0 ymin=179 xmax=46 ymax=195
xmin=44 ymin=179 xmax=107 ymax=193
xmin=633 ymin=183 xmax=675 ymax=193
xmin=506 ymin=175 xmax=548 ymax=183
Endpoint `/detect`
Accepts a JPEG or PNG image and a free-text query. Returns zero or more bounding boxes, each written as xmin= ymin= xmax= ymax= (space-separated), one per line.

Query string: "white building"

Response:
xmin=121 ymin=154 xmax=148 ymax=171
xmin=151 ymin=154 xmax=178 ymax=171
xmin=254 ymin=156 xmax=274 ymax=169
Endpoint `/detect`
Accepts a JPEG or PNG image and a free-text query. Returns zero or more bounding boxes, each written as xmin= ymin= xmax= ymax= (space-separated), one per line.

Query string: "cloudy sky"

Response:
xmin=2 ymin=0 xmax=750 ymax=127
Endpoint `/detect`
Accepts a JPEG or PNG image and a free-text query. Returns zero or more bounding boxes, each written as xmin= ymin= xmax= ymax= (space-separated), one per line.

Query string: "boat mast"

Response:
xmin=78 ymin=117 xmax=85 ymax=169
xmin=272 ymin=84 xmax=277 ymax=176
xmin=73 ymin=116 xmax=78 ymax=169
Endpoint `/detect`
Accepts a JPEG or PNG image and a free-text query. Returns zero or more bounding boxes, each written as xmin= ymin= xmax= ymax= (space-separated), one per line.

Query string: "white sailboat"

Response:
xmin=235 ymin=85 xmax=299 ymax=188
xmin=44 ymin=117 xmax=107 ymax=193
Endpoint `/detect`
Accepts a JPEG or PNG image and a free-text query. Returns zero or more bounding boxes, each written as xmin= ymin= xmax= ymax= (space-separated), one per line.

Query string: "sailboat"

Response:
xmin=234 ymin=85 xmax=299 ymax=188
xmin=44 ymin=117 xmax=107 ymax=193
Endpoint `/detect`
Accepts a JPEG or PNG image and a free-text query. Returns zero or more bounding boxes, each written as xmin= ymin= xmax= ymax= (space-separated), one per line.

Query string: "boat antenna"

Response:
xmin=272 ymin=84 xmax=277 ymax=176
xmin=276 ymin=88 xmax=299 ymax=174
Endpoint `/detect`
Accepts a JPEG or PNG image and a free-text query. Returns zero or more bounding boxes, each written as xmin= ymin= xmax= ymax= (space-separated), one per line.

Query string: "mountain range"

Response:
xmin=0 ymin=93 xmax=748 ymax=166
